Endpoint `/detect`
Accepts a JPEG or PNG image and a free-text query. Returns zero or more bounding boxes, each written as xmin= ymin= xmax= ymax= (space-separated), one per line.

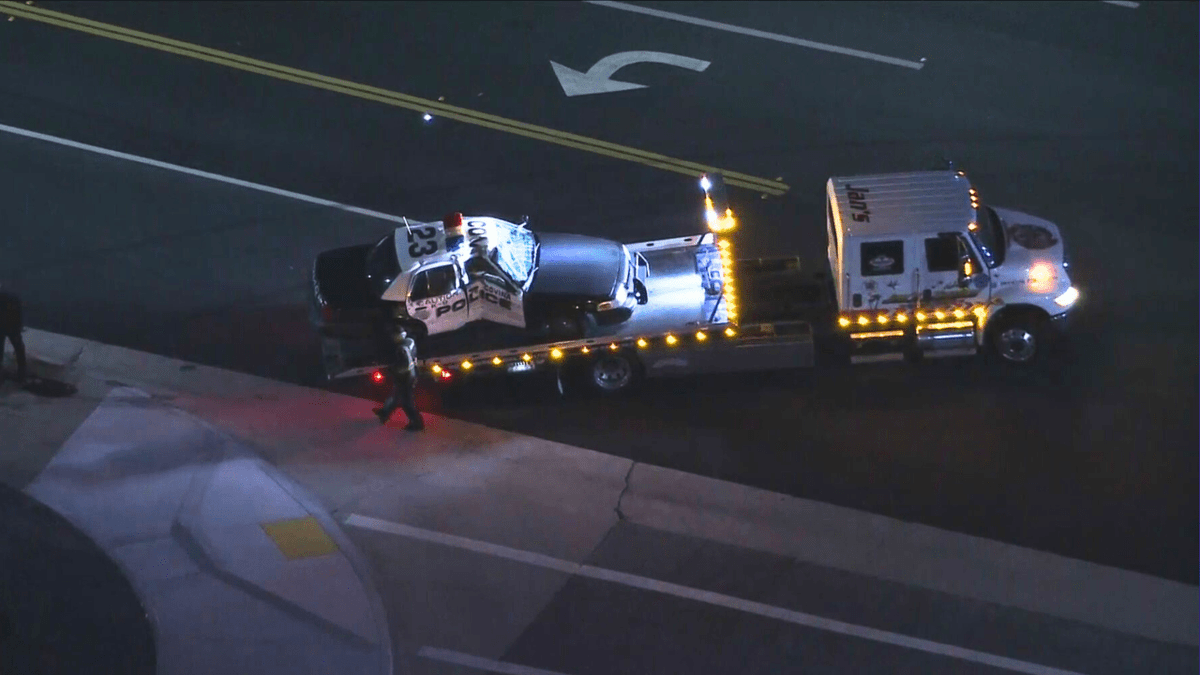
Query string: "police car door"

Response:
xmin=465 ymin=258 xmax=526 ymax=329
xmin=407 ymin=263 xmax=469 ymax=335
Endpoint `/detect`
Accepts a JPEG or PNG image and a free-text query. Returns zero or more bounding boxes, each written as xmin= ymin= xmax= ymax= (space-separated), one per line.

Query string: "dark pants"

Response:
xmin=1 ymin=330 xmax=25 ymax=382
xmin=379 ymin=372 xmax=423 ymax=427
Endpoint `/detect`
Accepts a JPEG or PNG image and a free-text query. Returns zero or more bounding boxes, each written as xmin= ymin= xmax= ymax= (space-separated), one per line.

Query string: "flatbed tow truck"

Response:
xmin=315 ymin=169 xmax=1079 ymax=395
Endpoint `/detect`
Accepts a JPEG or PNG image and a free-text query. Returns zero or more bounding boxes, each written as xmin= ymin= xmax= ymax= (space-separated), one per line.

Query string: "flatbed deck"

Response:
xmin=319 ymin=233 xmax=827 ymax=382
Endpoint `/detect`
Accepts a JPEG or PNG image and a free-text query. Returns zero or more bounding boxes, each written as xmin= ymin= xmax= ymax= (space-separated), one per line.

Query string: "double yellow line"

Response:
xmin=1 ymin=2 xmax=789 ymax=195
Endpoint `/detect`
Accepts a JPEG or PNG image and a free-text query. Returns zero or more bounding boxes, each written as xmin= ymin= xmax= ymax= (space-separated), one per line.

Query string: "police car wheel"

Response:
xmin=547 ymin=314 xmax=585 ymax=340
xmin=590 ymin=352 xmax=640 ymax=393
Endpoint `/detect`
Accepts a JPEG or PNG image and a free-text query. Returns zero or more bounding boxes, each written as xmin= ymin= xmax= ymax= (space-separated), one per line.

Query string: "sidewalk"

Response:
xmin=4 ymin=326 xmax=1198 ymax=675
xmin=1 ymin=337 xmax=392 ymax=675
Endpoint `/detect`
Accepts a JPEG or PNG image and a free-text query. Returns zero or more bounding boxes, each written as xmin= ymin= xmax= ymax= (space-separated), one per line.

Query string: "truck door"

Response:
xmin=407 ymin=263 xmax=469 ymax=335
xmin=855 ymin=238 xmax=913 ymax=309
xmin=464 ymin=256 xmax=526 ymax=328
xmin=919 ymin=234 xmax=988 ymax=304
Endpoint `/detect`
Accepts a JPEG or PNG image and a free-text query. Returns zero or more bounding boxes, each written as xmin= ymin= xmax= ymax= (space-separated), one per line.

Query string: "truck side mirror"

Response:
xmin=955 ymin=235 xmax=976 ymax=286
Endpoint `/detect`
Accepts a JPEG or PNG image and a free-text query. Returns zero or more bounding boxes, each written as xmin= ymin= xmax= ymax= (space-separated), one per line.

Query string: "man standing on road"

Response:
xmin=373 ymin=326 xmax=425 ymax=431
xmin=0 ymin=284 xmax=26 ymax=384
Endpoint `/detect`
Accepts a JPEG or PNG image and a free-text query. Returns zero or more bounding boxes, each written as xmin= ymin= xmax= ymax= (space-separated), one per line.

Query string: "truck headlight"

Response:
xmin=1054 ymin=286 xmax=1079 ymax=308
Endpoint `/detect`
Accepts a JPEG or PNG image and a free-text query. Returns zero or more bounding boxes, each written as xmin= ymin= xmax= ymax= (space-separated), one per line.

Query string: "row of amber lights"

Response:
xmin=717 ymin=239 xmax=737 ymax=324
xmin=838 ymin=305 xmax=987 ymax=329
xmin=429 ymin=327 xmax=739 ymax=375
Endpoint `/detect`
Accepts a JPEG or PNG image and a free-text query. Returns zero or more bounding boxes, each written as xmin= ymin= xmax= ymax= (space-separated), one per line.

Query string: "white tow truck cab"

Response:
xmin=825 ymin=170 xmax=1078 ymax=364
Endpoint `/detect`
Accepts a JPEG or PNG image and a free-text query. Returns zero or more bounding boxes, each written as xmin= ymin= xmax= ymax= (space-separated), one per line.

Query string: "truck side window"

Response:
xmin=410 ymin=265 xmax=458 ymax=300
xmin=924 ymin=237 xmax=959 ymax=272
xmin=860 ymin=240 xmax=904 ymax=276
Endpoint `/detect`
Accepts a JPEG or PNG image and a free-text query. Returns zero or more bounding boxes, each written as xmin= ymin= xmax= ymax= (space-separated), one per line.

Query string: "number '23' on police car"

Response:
xmin=310 ymin=213 xmax=649 ymax=341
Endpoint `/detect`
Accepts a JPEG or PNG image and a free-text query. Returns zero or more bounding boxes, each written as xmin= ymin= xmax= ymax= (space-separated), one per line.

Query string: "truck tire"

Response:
xmin=589 ymin=351 xmax=642 ymax=394
xmin=988 ymin=310 xmax=1046 ymax=366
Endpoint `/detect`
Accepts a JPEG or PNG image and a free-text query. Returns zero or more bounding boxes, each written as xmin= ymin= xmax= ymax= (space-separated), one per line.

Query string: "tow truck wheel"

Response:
xmin=989 ymin=311 xmax=1046 ymax=366
xmin=590 ymin=351 xmax=642 ymax=394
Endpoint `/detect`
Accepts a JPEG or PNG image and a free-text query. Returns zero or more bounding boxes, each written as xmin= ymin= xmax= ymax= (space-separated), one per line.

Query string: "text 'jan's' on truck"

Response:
xmin=311 ymin=169 xmax=1079 ymax=395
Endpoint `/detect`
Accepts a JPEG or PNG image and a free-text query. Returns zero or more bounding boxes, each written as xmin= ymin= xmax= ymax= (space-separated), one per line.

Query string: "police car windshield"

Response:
xmin=489 ymin=222 xmax=536 ymax=285
xmin=366 ymin=234 xmax=400 ymax=296
xmin=969 ymin=205 xmax=1007 ymax=268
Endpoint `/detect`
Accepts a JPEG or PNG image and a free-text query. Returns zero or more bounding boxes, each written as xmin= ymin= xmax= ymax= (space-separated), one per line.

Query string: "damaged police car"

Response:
xmin=311 ymin=213 xmax=648 ymax=342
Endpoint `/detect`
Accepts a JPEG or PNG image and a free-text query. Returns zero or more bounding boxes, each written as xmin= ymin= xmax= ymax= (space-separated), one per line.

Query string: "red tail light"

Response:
xmin=371 ymin=370 xmax=385 ymax=383
xmin=439 ymin=370 xmax=453 ymax=380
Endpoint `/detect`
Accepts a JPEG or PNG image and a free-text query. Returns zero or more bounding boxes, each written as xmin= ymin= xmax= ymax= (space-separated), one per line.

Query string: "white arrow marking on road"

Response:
xmin=550 ymin=50 xmax=710 ymax=97
xmin=586 ymin=1 xmax=925 ymax=70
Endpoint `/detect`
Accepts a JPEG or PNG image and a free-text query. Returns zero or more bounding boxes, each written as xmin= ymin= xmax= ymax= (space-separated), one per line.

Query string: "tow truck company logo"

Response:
xmin=1007 ymin=223 xmax=1057 ymax=250
xmin=846 ymin=184 xmax=870 ymax=222
xmin=868 ymin=254 xmax=895 ymax=272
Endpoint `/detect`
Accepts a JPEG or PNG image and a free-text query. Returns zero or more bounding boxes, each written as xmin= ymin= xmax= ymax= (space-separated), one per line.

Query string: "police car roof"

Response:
xmin=828 ymin=171 xmax=975 ymax=240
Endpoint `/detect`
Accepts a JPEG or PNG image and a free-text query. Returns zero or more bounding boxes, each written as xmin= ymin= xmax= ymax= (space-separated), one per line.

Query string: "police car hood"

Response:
xmin=527 ymin=232 xmax=625 ymax=299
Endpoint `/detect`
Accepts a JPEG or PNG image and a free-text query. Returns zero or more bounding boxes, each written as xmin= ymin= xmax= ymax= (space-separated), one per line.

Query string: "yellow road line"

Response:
xmin=1 ymin=2 xmax=790 ymax=195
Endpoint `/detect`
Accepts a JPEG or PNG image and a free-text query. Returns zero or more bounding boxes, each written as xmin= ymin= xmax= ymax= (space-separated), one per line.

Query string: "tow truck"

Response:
xmin=317 ymin=169 xmax=1079 ymax=394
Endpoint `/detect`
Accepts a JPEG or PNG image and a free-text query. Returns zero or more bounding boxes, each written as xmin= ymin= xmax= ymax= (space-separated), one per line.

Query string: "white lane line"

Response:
xmin=0 ymin=122 xmax=405 ymax=225
xmin=584 ymin=0 xmax=925 ymax=70
xmin=418 ymin=647 xmax=573 ymax=675
xmin=345 ymin=515 xmax=580 ymax=573
xmin=1100 ymin=1 xmax=1139 ymax=7
xmin=346 ymin=514 xmax=1091 ymax=675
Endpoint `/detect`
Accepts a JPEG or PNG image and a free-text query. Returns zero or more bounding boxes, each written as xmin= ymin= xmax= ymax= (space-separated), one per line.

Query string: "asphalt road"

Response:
xmin=346 ymin=518 xmax=1197 ymax=675
xmin=1 ymin=0 xmax=1196 ymax=595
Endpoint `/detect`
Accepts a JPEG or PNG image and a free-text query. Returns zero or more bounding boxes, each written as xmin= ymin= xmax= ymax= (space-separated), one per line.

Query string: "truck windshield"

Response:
xmin=970 ymin=205 xmax=1007 ymax=268
xmin=365 ymin=234 xmax=400 ymax=297
xmin=489 ymin=222 xmax=537 ymax=285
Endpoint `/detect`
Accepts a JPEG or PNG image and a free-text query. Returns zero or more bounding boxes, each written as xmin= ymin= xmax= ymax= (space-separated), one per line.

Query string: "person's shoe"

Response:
xmin=373 ymin=407 xmax=389 ymax=425
xmin=404 ymin=421 xmax=425 ymax=432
